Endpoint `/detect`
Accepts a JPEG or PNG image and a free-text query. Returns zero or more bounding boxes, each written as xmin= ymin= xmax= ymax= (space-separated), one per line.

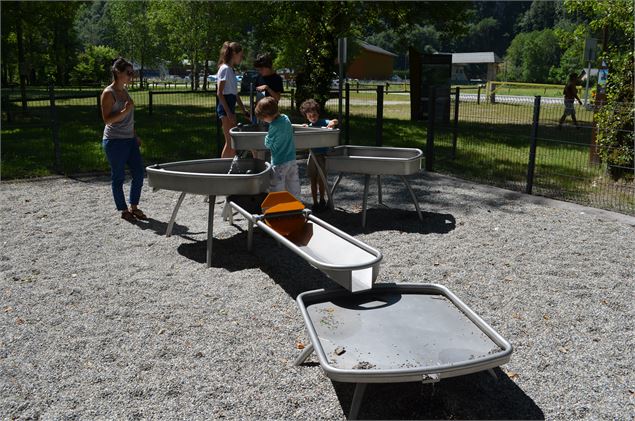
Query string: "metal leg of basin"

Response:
xmin=361 ymin=174 xmax=370 ymax=228
xmin=227 ymin=201 xmax=234 ymax=225
xmin=311 ymin=151 xmax=334 ymax=211
xmin=222 ymin=200 xmax=230 ymax=222
xmin=348 ymin=383 xmax=367 ymax=420
xmin=330 ymin=173 xmax=343 ymax=197
xmin=401 ymin=176 xmax=423 ymax=222
xmin=247 ymin=220 xmax=254 ymax=252
xmin=487 ymin=368 xmax=498 ymax=380
xmin=377 ymin=175 xmax=383 ymax=205
xmin=166 ymin=192 xmax=187 ymax=237
xmin=293 ymin=343 xmax=314 ymax=366
xmin=206 ymin=195 xmax=215 ymax=268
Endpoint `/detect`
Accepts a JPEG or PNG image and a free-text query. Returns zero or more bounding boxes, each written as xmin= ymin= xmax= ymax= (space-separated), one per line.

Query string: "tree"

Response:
xmin=505 ymin=29 xmax=561 ymax=83
xmin=251 ymin=1 xmax=471 ymax=110
xmin=74 ymin=1 xmax=117 ymax=48
xmin=107 ymin=1 xmax=163 ymax=89
xmin=565 ymin=0 xmax=634 ymax=180
xmin=516 ymin=0 xmax=565 ymax=33
xmin=70 ymin=45 xmax=119 ymax=85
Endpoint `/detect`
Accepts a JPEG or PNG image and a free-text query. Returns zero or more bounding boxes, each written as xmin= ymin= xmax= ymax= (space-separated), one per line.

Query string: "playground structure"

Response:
xmin=147 ymin=142 xmax=512 ymax=420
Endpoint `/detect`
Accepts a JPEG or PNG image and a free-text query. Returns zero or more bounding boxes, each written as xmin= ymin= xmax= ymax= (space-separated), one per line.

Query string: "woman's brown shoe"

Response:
xmin=130 ymin=208 xmax=147 ymax=220
xmin=121 ymin=210 xmax=136 ymax=222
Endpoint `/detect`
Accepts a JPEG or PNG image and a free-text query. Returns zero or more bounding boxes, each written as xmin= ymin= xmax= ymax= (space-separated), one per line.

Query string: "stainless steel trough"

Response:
xmin=326 ymin=146 xmax=424 ymax=227
xmin=295 ymin=283 xmax=513 ymax=419
xmin=146 ymin=158 xmax=271 ymax=266
xmin=230 ymin=124 xmax=340 ymax=210
xmin=228 ymin=200 xmax=382 ymax=292
xmin=230 ymin=124 xmax=340 ymax=151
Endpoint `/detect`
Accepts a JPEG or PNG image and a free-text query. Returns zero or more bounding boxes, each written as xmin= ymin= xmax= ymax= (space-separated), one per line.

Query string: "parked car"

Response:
xmin=207 ymin=74 xmax=217 ymax=83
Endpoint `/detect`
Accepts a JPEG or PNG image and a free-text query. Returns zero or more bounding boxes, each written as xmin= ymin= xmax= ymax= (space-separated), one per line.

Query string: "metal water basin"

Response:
xmin=296 ymin=283 xmax=512 ymax=383
xmin=326 ymin=146 xmax=422 ymax=176
xmin=146 ymin=158 xmax=271 ymax=196
xmin=230 ymin=124 xmax=340 ymax=151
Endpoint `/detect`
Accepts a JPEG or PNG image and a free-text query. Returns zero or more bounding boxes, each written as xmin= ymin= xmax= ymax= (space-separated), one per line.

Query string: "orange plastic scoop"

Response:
xmin=261 ymin=191 xmax=306 ymax=236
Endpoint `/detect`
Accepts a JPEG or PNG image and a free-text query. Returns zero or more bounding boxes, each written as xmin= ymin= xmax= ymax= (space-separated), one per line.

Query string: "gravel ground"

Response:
xmin=1 ymin=167 xmax=634 ymax=420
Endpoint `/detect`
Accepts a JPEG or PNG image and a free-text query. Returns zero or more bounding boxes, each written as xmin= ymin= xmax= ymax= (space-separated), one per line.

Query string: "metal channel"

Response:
xmin=228 ymin=200 xmax=382 ymax=292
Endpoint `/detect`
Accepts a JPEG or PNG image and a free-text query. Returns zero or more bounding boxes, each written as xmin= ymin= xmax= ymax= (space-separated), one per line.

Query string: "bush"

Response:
xmin=70 ymin=45 xmax=119 ymax=85
xmin=596 ymin=51 xmax=634 ymax=180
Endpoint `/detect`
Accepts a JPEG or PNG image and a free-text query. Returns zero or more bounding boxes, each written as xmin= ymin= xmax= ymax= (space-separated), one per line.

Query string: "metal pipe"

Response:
xmin=362 ymin=174 xmax=370 ymax=228
xmin=206 ymin=195 xmax=216 ymax=267
xmin=402 ymin=176 xmax=423 ymax=222
xmin=166 ymin=192 xmax=187 ymax=237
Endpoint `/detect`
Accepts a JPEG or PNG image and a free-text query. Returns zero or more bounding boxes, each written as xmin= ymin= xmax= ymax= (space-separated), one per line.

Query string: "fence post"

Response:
xmin=375 ymin=85 xmax=384 ymax=147
xmin=425 ymin=87 xmax=436 ymax=172
xmin=149 ymin=91 xmax=153 ymax=115
xmin=345 ymin=82 xmax=350 ymax=145
xmin=452 ymin=86 xmax=459 ymax=159
xmin=526 ymin=96 xmax=541 ymax=194
xmin=215 ymin=93 xmax=222 ymax=157
xmin=48 ymin=84 xmax=61 ymax=172
xmin=477 ymin=84 xmax=482 ymax=105
xmin=3 ymin=96 xmax=13 ymax=123
xmin=290 ymin=88 xmax=295 ymax=110
xmin=96 ymin=94 xmax=101 ymax=120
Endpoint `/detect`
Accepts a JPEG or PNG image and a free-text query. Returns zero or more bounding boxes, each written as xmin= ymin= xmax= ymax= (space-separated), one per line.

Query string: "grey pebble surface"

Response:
xmin=1 ymin=168 xmax=633 ymax=420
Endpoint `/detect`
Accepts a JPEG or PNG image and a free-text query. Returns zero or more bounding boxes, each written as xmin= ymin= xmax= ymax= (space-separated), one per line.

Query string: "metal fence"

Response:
xmin=2 ymin=83 xmax=633 ymax=215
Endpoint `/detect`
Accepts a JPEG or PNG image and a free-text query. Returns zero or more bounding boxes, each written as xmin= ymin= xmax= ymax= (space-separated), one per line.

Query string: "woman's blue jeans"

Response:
xmin=102 ymin=138 xmax=144 ymax=211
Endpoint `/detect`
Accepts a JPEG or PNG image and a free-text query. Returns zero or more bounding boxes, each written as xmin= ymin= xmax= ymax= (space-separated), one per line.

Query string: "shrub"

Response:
xmin=595 ymin=51 xmax=634 ymax=180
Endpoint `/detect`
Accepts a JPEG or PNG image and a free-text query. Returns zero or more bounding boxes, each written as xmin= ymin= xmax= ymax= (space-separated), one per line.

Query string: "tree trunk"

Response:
xmin=203 ymin=59 xmax=209 ymax=91
xmin=140 ymin=56 xmax=145 ymax=90
xmin=16 ymin=2 xmax=27 ymax=111
xmin=192 ymin=51 xmax=199 ymax=91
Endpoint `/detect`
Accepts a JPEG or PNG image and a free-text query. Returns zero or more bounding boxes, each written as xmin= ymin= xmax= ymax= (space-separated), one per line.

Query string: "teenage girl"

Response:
xmin=217 ymin=41 xmax=249 ymax=158
xmin=101 ymin=57 xmax=147 ymax=222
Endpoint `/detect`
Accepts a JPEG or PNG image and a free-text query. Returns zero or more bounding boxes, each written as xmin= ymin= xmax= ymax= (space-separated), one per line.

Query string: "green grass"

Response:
xmin=2 ymin=89 xmax=632 ymax=214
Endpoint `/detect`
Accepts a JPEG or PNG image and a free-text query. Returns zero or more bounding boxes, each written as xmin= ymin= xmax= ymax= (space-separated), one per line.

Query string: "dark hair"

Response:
xmin=255 ymin=97 xmax=279 ymax=119
xmin=111 ymin=57 xmax=133 ymax=81
xmin=254 ymin=53 xmax=273 ymax=69
xmin=299 ymin=99 xmax=320 ymax=116
xmin=569 ymin=73 xmax=578 ymax=80
xmin=218 ymin=41 xmax=242 ymax=67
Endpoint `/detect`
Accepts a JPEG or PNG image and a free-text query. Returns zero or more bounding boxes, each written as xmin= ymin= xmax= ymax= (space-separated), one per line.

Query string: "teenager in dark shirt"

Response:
xmin=254 ymin=54 xmax=284 ymax=102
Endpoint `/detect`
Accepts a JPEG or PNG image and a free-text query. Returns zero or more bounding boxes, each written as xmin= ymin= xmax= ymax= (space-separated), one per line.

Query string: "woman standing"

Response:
xmin=217 ymin=41 xmax=249 ymax=158
xmin=101 ymin=58 xmax=147 ymax=222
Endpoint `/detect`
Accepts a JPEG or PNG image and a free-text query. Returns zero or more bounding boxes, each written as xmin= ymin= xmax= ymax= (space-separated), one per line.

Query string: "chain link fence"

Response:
xmin=2 ymin=83 xmax=633 ymax=215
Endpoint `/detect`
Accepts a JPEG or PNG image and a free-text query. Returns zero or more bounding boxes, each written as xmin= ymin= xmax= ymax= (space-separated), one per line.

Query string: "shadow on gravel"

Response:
xmin=131 ymin=217 xmax=203 ymax=240
xmin=319 ymin=208 xmax=456 ymax=235
xmin=332 ymin=368 xmax=543 ymax=420
xmin=176 ymin=230 xmax=351 ymax=298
